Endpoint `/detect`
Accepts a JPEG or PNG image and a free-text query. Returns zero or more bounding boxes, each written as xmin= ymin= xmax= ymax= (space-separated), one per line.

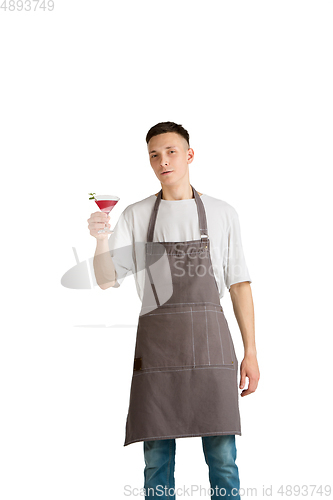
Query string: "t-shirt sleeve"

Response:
xmin=108 ymin=210 xmax=135 ymax=287
xmin=224 ymin=211 xmax=252 ymax=290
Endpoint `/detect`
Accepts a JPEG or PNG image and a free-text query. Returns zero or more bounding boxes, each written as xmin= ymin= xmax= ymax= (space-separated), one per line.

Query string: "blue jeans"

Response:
xmin=143 ymin=435 xmax=241 ymax=499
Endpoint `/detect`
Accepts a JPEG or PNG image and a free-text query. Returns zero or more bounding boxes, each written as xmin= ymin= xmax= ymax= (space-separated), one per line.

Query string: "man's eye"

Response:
xmin=151 ymin=151 xmax=175 ymax=158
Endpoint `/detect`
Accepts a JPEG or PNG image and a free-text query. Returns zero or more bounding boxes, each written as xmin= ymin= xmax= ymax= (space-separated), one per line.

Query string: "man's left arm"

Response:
xmin=229 ymin=281 xmax=260 ymax=397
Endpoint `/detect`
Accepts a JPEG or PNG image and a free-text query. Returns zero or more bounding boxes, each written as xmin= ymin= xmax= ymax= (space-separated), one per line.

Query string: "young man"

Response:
xmin=90 ymin=122 xmax=259 ymax=500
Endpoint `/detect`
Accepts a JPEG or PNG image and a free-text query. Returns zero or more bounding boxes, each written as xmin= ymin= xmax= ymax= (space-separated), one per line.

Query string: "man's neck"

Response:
xmin=154 ymin=186 xmax=202 ymax=199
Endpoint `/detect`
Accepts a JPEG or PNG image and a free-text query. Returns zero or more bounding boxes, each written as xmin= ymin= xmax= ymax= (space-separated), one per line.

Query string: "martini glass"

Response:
xmin=94 ymin=195 xmax=120 ymax=234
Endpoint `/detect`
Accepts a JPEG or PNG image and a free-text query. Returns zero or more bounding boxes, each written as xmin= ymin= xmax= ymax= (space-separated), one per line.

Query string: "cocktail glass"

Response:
xmin=94 ymin=195 xmax=120 ymax=234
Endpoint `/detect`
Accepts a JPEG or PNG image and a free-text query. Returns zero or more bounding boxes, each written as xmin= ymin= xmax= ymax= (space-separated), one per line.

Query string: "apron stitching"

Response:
xmin=141 ymin=309 xmax=224 ymax=316
xmin=215 ymin=309 xmax=224 ymax=365
xmin=133 ymin=366 xmax=236 ymax=375
xmin=205 ymin=305 xmax=211 ymax=365
xmin=228 ymin=330 xmax=234 ymax=364
xmin=128 ymin=431 xmax=240 ymax=443
xmin=134 ymin=363 xmax=235 ymax=369
xmin=141 ymin=301 xmax=222 ymax=308
xmin=221 ymin=314 xmax=234 ymax=365
xmin=190 ymin=307 xmax=196 ymax=367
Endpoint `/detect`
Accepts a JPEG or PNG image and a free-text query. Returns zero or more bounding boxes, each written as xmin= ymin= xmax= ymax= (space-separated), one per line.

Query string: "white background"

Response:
xmin=1 ymin=0 xmax=332 ymax=498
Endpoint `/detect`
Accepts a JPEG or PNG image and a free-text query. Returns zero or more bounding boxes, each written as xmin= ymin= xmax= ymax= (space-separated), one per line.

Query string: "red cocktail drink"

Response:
xmin=95 ymin=199 xmax=118 ymax=213
xmin=93 ymin=194 xmax=120 ymax=234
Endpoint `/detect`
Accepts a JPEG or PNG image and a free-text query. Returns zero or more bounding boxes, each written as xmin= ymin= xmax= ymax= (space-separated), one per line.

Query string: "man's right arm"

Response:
xmin=93 ymin=238 xmax=117 ymax=289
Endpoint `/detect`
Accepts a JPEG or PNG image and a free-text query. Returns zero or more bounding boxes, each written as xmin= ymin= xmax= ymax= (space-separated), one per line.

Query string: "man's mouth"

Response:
xmin=161 ymin=171 xmax=173 ymax=175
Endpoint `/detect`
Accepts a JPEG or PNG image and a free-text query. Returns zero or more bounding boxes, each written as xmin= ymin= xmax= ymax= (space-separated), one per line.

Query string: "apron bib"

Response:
xmin=124 ymin=185 xmax=241 ymax=446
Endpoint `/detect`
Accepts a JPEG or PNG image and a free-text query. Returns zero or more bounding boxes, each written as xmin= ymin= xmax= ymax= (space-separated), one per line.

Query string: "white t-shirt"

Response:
xmin=108 ymin=192 xmax=252 ymax=300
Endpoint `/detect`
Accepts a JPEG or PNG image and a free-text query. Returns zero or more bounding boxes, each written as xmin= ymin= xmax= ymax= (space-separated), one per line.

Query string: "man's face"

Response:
xmin=148 ymin=132 xmax=194 ymax=186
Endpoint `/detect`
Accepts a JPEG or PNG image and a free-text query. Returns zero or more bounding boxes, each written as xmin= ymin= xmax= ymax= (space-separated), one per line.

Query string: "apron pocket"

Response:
xmin=191 ymin=308 xmax=236 ymax=367
xmin=135 ymin=309 xmax=195 ymax=370
xmin=215 ymin=310 xmax=236 ymax=366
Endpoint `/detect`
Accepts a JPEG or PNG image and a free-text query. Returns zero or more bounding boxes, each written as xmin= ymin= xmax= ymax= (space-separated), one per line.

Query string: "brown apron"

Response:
xmin=124 ymin=185 xmax=241 ymax=447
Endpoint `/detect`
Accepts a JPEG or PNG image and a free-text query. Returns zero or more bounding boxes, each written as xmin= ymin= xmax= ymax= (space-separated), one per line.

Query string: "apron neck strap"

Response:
xmin=147 ymin=185 xmax=208 ymax=243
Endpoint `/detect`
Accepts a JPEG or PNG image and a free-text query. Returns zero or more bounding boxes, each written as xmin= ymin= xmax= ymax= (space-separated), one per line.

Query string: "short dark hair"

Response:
xmin=146 ymin=121 xmax=190 ymax=150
